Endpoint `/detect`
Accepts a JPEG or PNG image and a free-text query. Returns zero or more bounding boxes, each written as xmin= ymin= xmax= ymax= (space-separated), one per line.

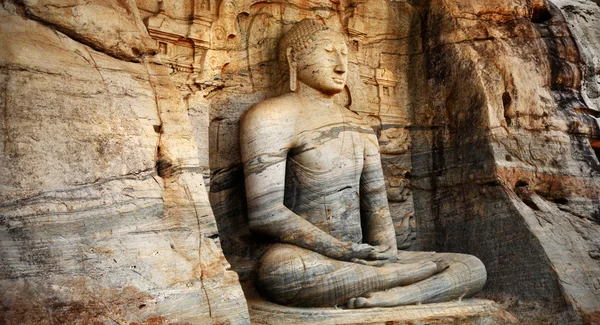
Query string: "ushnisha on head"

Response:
xmin=279 ymin=19 xmax=348 ymax=95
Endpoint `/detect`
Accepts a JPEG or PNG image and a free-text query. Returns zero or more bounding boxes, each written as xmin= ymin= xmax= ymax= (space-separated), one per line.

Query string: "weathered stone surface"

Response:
xmin=410 ymin=0 xmax=600 ymax=323
xmin=552 ymin=0 xmax=600 ymax=112
xmin=20 ymin=0 xmax=155 ymax=61
xmin=0 ymin=2 xmax=248 ymax=324
xmin=248 ymin=293 xmax=518 ymax=325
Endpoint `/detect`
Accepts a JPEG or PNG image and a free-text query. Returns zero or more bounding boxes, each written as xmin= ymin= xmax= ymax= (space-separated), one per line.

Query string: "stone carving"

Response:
xmin=240 ymin=19 xmax=487 ymax=308
xmin=144 ymin=0 xmax=222 ymax=74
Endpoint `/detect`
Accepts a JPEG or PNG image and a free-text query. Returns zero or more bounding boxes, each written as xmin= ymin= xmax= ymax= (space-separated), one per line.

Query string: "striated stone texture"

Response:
xmin=20 ymin=0 xmax=156 ymax=62
xmin=247 ymin=294 xmax=519 ymax=325
xmin=552 ymin=0 xmax=600 ymax=112
xmin=410 ymin=0 xmax=600 ymax=323
xmin=237 ymin=18 xmax=487 ymax=310
xmin=0 ymin=1 xmax=248 ymax=324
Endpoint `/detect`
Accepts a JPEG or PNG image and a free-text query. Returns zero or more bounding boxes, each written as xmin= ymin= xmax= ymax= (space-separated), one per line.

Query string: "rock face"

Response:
xmin=0 ymin=1 xmax=248 ymax=324
xmin=410 ymin=0 xmax=600 ymax=323
xmin=552 ymin=0 xmax=600 ymax=112
xmin=20 ymin=0 xmax=156 ymax=61
xmin=1 ymin=0 xmax=600 ymax=324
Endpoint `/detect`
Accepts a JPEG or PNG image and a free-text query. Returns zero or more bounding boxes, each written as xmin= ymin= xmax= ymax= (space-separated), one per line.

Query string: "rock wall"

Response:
xmin=552 ymin=0 xmax=600 ymax=112
xmin=0 ymin=1 xmax=248 ymax=324
xmin=410 ymin=0 xmax=600 ymax=323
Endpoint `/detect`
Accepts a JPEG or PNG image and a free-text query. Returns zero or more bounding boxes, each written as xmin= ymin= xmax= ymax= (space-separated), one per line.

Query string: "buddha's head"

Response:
xmin=279 ymin=19 xmax=348 ymax=95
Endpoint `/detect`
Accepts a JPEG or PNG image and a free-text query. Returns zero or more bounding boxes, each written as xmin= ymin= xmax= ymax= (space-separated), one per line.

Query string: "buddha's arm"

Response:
xmin=360 ymin=131 xmax=398 ymax=260
xmin=240 ymin=104 xmax=372 ymax=261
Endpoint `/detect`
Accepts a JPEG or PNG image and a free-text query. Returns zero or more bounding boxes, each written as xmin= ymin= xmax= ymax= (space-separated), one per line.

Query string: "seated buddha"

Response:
xmin=239 ymin=19 xmax=486 ymax=308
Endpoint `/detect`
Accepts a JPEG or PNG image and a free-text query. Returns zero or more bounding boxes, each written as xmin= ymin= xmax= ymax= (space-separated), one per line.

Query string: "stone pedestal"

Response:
xmin=246 ymin=289 xmax=518 ymax=325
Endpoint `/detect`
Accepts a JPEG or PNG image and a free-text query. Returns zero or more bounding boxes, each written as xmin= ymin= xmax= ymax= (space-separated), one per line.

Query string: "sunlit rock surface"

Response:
xmin=0 ymin=1 xmax=248 ymax=324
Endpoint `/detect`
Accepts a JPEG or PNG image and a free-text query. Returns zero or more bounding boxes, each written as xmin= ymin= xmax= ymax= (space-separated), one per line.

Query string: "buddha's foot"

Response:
xmin=346 ymin=285 xmax=421 ymax=308
xmin=347 ymin=261 xmax=448 ymax=309
xmin=435 ymin=259 xmax=451 ymax=272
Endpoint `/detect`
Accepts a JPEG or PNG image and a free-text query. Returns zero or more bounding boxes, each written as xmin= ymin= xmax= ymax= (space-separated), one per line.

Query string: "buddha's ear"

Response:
xmin=286 ymin=46 xmax=297 ymax=92
xmin=286 ymin=46 xmax=295 ymax=66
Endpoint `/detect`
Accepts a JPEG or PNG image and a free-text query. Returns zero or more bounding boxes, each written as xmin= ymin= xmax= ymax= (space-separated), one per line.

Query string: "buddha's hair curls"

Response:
xmin=278 ymin=19 xmax=330 ymax=62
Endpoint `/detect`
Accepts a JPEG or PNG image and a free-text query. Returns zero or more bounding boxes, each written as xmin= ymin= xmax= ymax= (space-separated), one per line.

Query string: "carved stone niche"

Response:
xmin=144 ymin=0 xmax=214 ymax=73
xmin=236 ymin=18 xmax=515 ymax=325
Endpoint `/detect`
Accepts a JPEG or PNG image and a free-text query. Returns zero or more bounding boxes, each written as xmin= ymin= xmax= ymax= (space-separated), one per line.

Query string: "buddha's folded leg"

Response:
xmin=348 ymin=252 xmax=487 ymax=308
xmin=257 ymin=244 xmax=439 ymax=307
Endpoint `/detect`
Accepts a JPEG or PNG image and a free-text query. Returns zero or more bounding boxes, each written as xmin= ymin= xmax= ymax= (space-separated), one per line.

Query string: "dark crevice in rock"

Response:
xmin=594 ymin=146 xmax=600 ymax=162
xmin=515 ymin=180 xmax=528 ymax=187
xmin=514 ymin=181 xmax=540 ymax=211
xmin=154 ymin=140 xmax=173 ymax=178
xmin=523 ymin=199 xmax=540 ymax=211
xmin=531 ymin=6 xmax=552 ymax=24
xmin=210 ymin=165 xmax=245 ymax=193
xmin=502 ymin=91 xmax=513 ymax=126
xmin=552 ymin=198 xmax=569 ymax=205
xmin=592 ymin=208 xmax=600 ymax=224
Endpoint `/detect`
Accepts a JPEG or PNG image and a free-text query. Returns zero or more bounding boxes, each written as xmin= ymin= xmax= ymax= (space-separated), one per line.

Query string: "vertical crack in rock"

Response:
xmin=83 ymin=47 xmax=116 ymax=122
xmin=84 ymin=47 xmax=108 ymax=88
xmin=143 ymin=62 xmax=165 ymax=179
xmin=2 ymin=72 xmax=9 ymax=155
xmin=184 ymin=182 xmax=214 ymax=319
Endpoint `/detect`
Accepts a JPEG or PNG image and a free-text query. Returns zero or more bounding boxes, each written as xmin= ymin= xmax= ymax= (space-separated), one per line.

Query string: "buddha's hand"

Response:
xmin=349 ymin=244 xmax=397 ymax=267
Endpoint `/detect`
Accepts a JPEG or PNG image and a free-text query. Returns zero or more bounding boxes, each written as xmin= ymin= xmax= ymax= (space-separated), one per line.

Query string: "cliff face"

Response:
xmin=410 ymin=0 xmax=600 ymax=323
xmin=0 ymin=1 xmax=248 ymax=324
xmin=1 ymin=0 xmax=599 ymax=324
xmin=413 ymin=1 xmax=600 ymax=322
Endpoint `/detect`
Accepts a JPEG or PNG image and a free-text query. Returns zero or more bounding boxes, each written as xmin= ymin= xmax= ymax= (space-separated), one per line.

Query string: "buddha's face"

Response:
xmin=294 ymin=30 xmax=348 ymax=95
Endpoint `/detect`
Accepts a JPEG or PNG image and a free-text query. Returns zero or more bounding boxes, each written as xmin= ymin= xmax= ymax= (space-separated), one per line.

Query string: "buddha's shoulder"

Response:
xmin=242 ymin=94 xmax=298 ymax=125
xmin=341 ymin=108 xmax=377 ymax=134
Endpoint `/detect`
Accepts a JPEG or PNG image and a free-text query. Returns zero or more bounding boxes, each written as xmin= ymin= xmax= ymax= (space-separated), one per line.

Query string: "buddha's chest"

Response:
xmin=289 ymin=123 xmax=365 ymax=174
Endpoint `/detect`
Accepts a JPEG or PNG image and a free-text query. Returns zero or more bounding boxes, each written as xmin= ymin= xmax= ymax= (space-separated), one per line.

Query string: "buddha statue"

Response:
xmin=240 ymin=19 xmax=486 ymax=308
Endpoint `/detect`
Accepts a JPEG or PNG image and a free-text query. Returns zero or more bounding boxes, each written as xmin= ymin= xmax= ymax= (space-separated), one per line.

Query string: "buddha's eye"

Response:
xmin=324 ymin=45 xmax=334 ymax=52
xmin=341 ymin=48 xmax=348 ymax=55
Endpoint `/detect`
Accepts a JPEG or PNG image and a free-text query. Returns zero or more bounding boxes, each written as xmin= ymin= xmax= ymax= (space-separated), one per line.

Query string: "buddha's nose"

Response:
xmin=334 ymin=53 xmax=347 ymax=74
xmin=334 ymin=64 xmax=346 ymax=74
